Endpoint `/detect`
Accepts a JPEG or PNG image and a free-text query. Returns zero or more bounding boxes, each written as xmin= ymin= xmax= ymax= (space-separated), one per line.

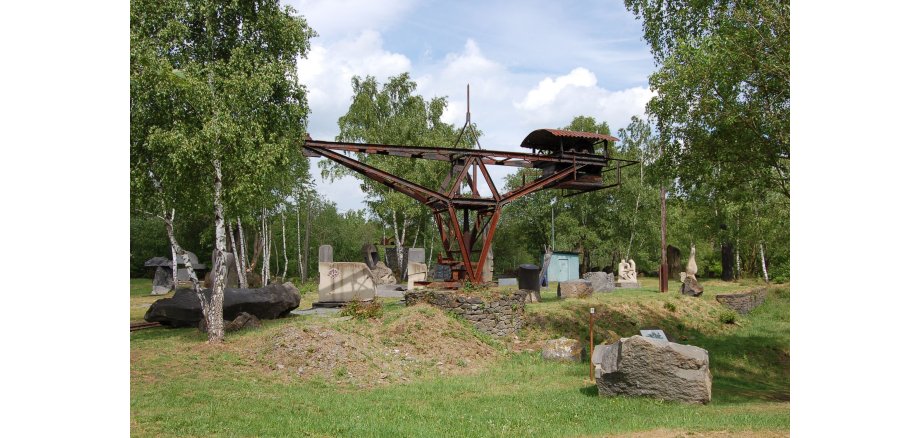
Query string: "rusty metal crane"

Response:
xmin=303 ymin=129 xmax=637 ymax=285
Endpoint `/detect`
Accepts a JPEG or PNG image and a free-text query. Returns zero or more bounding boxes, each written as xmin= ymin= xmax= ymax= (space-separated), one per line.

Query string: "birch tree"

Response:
xmin=131 ymin=0 xmax=316 ymax=343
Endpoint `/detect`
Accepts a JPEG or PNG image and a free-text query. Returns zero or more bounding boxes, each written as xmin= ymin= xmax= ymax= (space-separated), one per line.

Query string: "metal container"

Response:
xmin=517 ymin=264 xmax=541 ymax=292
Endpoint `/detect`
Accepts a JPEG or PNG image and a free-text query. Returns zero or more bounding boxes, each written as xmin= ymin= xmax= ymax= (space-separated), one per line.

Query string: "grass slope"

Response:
xmin=130 ymin=277 xmax=789 ymax=437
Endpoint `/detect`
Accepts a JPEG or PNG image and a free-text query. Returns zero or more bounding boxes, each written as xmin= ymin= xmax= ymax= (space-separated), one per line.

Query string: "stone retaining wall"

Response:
xmin=715 ymin=287 xmax=767 ymax=314
xmin=404 ymin=289 xmax=527 ymax=337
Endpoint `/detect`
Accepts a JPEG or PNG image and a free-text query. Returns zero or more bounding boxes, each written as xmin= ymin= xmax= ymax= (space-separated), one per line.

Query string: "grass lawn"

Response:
xmin=130 ymin=276 xmax=789 ymax=437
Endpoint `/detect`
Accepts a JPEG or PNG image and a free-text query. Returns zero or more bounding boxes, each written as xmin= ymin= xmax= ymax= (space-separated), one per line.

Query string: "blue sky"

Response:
xmin=284 ymin=0 xmax=656 ymax=212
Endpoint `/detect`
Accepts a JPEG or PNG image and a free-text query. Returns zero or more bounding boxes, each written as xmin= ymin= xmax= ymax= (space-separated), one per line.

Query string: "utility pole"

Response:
xmin=659 ymin=185 xmax=668 ymax=293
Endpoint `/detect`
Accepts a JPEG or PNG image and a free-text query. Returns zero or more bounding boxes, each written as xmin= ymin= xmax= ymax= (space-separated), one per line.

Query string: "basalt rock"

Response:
xmin=145 ymin=282 xmax=300 ymax=327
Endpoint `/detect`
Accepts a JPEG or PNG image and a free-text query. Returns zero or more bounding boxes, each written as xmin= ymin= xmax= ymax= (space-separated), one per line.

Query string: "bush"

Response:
xmin=719 ymin=310 xmax=738 ymax=324
xmin=341 ymin=299 xmax=382 ymax=319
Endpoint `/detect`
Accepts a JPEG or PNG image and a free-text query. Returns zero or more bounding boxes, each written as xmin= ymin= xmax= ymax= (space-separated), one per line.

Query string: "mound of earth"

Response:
xmin=242 ymin=304 xmax=499 ymax=387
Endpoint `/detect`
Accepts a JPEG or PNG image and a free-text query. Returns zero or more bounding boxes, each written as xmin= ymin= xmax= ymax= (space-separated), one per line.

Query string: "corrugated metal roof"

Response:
xmin=520 ymin=129 xmax=619 ymax=150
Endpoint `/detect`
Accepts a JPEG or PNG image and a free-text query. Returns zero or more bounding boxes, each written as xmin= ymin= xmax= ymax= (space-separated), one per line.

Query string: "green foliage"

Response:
xmin=130 ymin=0 xmax=315 ymax=227
xmin=625 ymin=0 xmax=789 ymax=199
xmin=719 ymin=309 xmax=738 ymax=324
xmin=664 ymin=301 xmax=677 ymax=312
xmin=341 ymin=298 xmax=382 ymax=320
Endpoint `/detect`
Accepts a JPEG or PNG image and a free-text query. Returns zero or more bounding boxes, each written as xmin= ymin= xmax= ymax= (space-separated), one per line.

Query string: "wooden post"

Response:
xmin=589 ymin=307 xmax=595 ymax=382
xmin=659 ymin=185 xmax=668 ymax=292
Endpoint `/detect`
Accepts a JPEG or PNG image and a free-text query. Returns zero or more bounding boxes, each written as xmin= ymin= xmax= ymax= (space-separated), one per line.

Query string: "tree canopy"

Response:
xmin=626 ymin=0 xmax=790 ymax=199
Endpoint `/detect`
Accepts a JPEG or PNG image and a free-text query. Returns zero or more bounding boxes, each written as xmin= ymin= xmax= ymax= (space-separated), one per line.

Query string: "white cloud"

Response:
xmin=513 ymin=68 xmax=655 ymax=131
xmin=299 ymin=30 xmax=412 ymax=140
xmin=289 ymin=0 xmax=417 ymax=39
xmin=515 ymin=68 xmax=598 ymax=110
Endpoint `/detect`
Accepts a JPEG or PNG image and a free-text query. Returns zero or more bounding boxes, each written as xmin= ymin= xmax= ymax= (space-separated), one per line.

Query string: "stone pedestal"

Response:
xmin=680 ymin=277 xmax=704 ymax=297
xmin=615 ymin=281 xmax=640 ymax=289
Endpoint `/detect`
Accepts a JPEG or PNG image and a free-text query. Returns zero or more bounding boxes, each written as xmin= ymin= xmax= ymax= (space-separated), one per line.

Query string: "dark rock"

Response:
xmin=680 ymin=277 xmax=704 ymax=297
xmin=145 ymin=282 xmax=300 ymax=327
xmin=716 ymin=287 xmax=767 ymax=314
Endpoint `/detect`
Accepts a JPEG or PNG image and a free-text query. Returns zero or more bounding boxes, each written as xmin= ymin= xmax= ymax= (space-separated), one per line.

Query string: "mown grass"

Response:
xmin=131 ymin=277 xmax=789 ymax=437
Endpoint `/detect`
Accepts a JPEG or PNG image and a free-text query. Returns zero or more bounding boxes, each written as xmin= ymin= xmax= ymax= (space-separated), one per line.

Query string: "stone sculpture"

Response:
xmin=318 ymin=245 xmax=333 ymax=263
xmin=616 ymin=259 xmax=640 ymax=288
xmin=680 ymin=245 xmax=704 ymax=296
xmin=369 ymin=261 xmax=397 ymax=285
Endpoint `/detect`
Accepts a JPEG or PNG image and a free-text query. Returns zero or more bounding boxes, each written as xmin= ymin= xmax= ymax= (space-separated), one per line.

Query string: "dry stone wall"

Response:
xmin=715 ymin=287 xmax=767 ymax=314
xmin=404 ymin=289 xmax=527 ymax=337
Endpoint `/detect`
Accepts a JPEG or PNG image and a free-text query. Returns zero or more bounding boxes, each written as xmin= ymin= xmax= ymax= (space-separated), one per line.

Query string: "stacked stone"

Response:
xmin=404 ymin=289 xmax=528 ymax=337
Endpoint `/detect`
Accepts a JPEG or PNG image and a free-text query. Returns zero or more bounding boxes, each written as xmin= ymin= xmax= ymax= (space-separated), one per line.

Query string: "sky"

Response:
xmin=284 ymin=0 xmax=656 ymax=212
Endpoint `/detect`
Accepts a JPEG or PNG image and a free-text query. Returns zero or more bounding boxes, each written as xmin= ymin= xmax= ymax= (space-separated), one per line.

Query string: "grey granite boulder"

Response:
xmin=583 ymin=271 xmax=616 ymax=292
xmin=595 ymin=335 xmax=712 ymax=404
xmin=145 ymin=282 xmax=300 ymax=327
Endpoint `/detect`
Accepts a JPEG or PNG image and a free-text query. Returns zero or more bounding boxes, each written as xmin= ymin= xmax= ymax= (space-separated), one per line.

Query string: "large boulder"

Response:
xmin=595 ymin=335 xmax=712 ymax=404
xmin=559 ymin=280 xmax=593 ymax=299
xmin=144 ymin=282 xmax=301 ymax=327
xmin=583 ymin=271 xmax=616 ymax=292
xmin=541 ymin=338 xmax=583 ymax=362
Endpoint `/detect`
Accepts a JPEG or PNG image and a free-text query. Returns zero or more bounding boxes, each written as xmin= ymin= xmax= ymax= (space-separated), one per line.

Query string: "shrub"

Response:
xmin=719 ymin=310 xmax=738 ymax=324
xmin=341 ymin=298 xmax=382 ymax=319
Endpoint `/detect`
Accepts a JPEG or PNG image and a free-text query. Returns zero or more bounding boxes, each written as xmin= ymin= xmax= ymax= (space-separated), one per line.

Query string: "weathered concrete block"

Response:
xmin=317 ymin=262 xmax=375 ymax=304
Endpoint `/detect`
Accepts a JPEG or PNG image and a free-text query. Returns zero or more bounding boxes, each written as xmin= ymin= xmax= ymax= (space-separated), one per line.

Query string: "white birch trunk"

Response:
xmin=207 ymin=159 xmax=227 ymax=343
xmin=262 ymin=209 xmax=269 ymax=286
xmin=281 ymin=211 xmax=288 ymax=280
xmin=227 ymin=221 xmax=244 ymax=287
xmin=236 ymin=217 xmax=249 ymax=288
xmin=759 ymin=242 xmax=770 ymax=283
xmin=735 ymin=238 xmax=741 ymax=280
xmin=164 ymin=218 xmax=205 ymax=310
xmin=170 ymin=212 xmax=177 ymax=292
xmin=296 ymin=206 xmax=304 ymax=282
